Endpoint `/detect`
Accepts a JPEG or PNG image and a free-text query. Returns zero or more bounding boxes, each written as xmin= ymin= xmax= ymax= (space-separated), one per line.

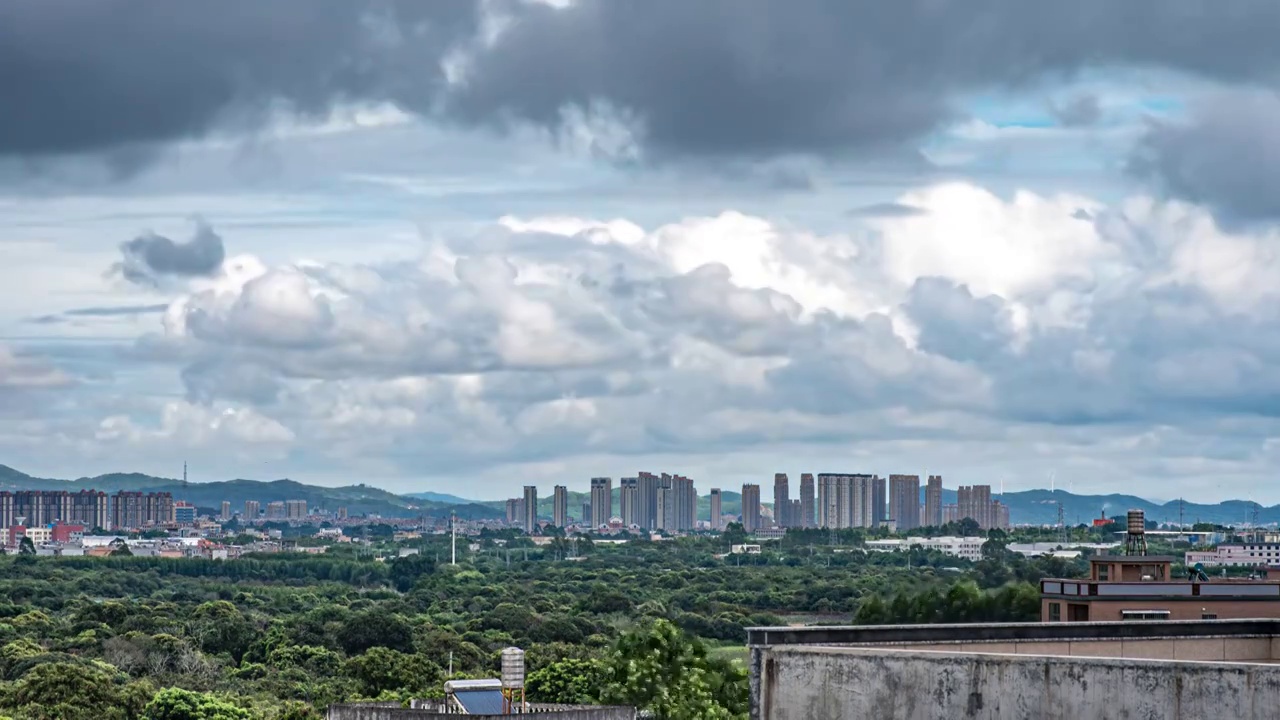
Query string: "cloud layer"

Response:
xmin=0 ymin=0 xmax=478 ymax=162
xmin=6 ymin=4 xmax=1280 ymax=499
xmin=49 ymin=183 xmax=1274 ymax=494
xmin=1130 ymin=91 xmax=1280 ymax=222
xmin=8 ymin=1 xmax=1280 ymax=166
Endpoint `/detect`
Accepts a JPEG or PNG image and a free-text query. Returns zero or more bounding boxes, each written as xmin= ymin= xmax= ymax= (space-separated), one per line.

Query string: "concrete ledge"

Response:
xmin=754 ymin=645 xmax=1280 ymax=720
xmin=747 ymin=618 xmax=1280 ymax=647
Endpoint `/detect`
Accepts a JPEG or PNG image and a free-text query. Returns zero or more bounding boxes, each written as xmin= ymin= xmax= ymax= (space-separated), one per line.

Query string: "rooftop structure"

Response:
xmin=1040 ymin=508 xmax=1280 ymax=623
xmin=747 ymin=619 xmax=1280 ymax=719
xmin=1041 ymin=554 xmax=1280 ymax=623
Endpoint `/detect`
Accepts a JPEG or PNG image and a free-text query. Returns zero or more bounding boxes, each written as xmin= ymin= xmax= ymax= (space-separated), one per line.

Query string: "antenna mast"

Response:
xmin=451 ymin=510 xmax=457 ymax=566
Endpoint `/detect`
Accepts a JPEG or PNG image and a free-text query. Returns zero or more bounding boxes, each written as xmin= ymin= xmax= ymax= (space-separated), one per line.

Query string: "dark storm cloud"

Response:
xmin=447 ymin=0 xmax=1280 ymax=158
xmin=0 ymin=0 xmax=479 ymax=160
xmin=1128 ymin=92 xmax=1280 ymax=222
xmin=7 ymin=1 xmax=1280 ymax=164
xmin=116 ymin=221 xmax=225 ymax=285
xmin=1049 ymin=95 xmax=1103 ymax=127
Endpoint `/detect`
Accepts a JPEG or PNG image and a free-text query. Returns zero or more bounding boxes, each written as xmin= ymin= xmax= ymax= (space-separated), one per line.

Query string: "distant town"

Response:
xmin=8 ymin=467 xmax=1266 ymax=569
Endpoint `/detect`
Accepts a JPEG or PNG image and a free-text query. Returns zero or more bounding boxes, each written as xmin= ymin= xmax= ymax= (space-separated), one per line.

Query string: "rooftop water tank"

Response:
xmin=1127 ymin=510 xmax=1145 ymax=535
xmin=500 ymin=647 xmax=525 ymax=689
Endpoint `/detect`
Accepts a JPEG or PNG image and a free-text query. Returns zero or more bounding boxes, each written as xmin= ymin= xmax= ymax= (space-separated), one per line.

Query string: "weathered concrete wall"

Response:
xmin=326 ymin=704 xmax=635 ymax=720
xmin=754 ymin=646 xmax=1280 ymax=720
xmin=869 ymin=636 xmax=1278 ymax=662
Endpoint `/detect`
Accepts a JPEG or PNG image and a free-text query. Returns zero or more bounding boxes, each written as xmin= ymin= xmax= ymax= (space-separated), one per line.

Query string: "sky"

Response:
xmin=3 ymin=0 xmax=1280 ymax=502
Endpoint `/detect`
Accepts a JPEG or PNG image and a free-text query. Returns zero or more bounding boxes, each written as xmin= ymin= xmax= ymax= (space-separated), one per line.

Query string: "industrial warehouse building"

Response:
xmin=747 ymin=619 xmax=1280 ymax=720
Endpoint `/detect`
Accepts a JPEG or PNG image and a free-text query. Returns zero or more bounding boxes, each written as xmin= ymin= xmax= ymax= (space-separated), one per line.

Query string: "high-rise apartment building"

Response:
xmin=656 ymin=480 xmax=673 ymax=532
xmin=741 ymin=483 xmax=761 ymax=533
xmin=636 ymin=472 xmax=660 ymax=529
xmin=285 ymin=499 xmax=307 ymax=519
xmin=0 ymin=490 xmax=111 ymax=530
xmin=505 ymin=498 xmax=520 ymax=525
xmin=943 ymin=503 xmax=959 ymax=524
xmin=925 ymin=475 xmax=943 ymax=527
xmin=174 ymin=503 xmax=196 ymax=525
xmin=852 ymin=475 xmax=873 ymax=528
xmin=523 ymin=485 xmax=538 ymax=533
xmin=995 ymin=501 xmax=1011 ymax=530
xmin=957 ymin=485 xmax=995 ymax=529
xmin=815 ymin=474 xmax=884 ymax=529
xmin=889 ymin=474 xmax=921 ymax=531
xmin=799 ymin=474 xmax=815 ymax=528
xmin=672 ymin=475 xmax=696 ymax=531
xmin=581 ymin=502 xmax=591 ymax=525
xmin=773 ymin=474 xmax=790 ymax=528
xmin=110 ymin=491 xmax=174 ymax=530
xmin=871 ymin=475 xmax=886 ymax=528
xmin=266 ymin=501 xmax=286 ymax=519
xmin=552 ymin=485 xmax=569 ymax=527
xmin=590 ymin=477 xmax=612 ymax=528
xmin=244 ymin=500 xmax=260 ymax=520
xmin=220 ymin=501 xmax=231 ymax=521
xmin=619 ymin=477 xmax=638 ymax=527
xmin=710 ymin=488 xmax=722 ymax=530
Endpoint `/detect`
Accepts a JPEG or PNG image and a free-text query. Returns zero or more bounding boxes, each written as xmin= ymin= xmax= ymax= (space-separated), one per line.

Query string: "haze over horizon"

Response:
xmin=4 ymin=2 xmax=1280 ymax=501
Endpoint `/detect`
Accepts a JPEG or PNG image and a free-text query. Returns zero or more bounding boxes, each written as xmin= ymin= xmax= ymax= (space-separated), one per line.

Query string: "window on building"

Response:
xmin=1202 ymin=612 xmax=1218 ymax=620
xmin=1097 ymin=565 xmax=1109 ymax=581
xmin=1049 ymin=602 xmax=1061 ymax=622
xmin=1121 ymin=610 xmax=1171 ymax=621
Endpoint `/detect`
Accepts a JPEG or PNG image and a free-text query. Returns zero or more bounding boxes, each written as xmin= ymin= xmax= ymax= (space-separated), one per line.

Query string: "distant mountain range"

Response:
xmin=1 ymin=464 xmax=1274 ymax=526
xmin=0 ymin=464 xmax=484 ymax=519
xmin=980 ymin=489 xmax=1270 ymax=527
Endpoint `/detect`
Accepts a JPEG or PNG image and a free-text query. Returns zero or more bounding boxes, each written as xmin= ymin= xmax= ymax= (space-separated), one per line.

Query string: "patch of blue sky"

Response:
xmin=964 ymin=94 xmax=1057 ymax=129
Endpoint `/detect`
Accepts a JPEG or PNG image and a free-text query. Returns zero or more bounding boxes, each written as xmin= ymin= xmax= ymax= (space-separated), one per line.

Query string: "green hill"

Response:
xmin=0 ymin=465 xmax=492 ymax=519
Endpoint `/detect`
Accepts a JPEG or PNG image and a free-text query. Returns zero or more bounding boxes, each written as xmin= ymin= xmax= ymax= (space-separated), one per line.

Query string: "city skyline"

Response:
xmin=504 ymin=472 xmax=1019 ymax=532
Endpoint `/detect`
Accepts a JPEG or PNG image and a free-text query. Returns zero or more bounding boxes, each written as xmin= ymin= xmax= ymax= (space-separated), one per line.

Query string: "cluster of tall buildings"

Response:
xmin=240 ymin=499 xmax=309 ymax=521
xmin=759 ymin=474 xmax=1009 ymax=532
xmin=748 ymin=473 xmax=886 ymax=531
xmin=0 ymin=490 xmax=173 ymax=531
xmin=949 ymin=484 xmax=1010 ymax=530
xmin=507 ymin=472 xmax=704 ymax=533
xmin=503 ymin=471 xmax=1010 ymax=535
